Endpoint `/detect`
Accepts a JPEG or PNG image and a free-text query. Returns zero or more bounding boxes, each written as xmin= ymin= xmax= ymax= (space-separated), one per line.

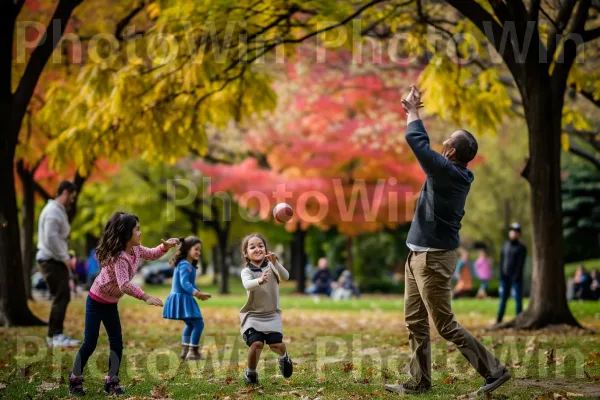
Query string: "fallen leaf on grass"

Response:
xmin=0 ymin=383 xmax=5 ymax=390
xmin=341 ymin=362 xmax=354 ymax=373
xmin=583 ymin=361 xmax=596 ymax=367
xmin=512 ymin=360 xmax=522 ymax=368
xmin=316 ymin=388 xmax=324 ymax=394
xmin=151 ymin=382 xmax=169 ymax=399
xmin=37 ymin=381 xmax=58 ymax=392
xmin=441 ymin=376 xmax=458 ymax=384
xmin=28 ymin=372 xmax=39 ymax=383
xmin=589 ymin=352 xmax=600 ymax=359
xmin=225 ymin=376 xmax=233 ymax=384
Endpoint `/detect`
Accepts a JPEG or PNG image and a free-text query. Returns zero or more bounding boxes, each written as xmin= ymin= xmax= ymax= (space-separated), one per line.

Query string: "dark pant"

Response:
xmin=497 ymin=279 xmax=523 ymax=323
xmin=72 ymin=296 xmax=123 ymax=378
xmin=39 ymin=260 xmax=71 ymax=337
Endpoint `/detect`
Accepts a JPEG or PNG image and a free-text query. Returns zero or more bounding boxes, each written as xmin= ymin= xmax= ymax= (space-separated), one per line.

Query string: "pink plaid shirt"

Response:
xmin=89 ymin=245 xmax=166 ymax=303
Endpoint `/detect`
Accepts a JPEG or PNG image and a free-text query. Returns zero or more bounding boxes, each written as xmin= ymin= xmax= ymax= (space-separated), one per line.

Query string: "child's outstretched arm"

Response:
xmin=271 ymin=261 xmax=289 ymax=282
xmin=266 ymin=253 xmax=289 ymax=282
xmin=139 ymin=238 xmax=180 ymax=261
xmin=241 ymin=268 xmax=262 ymax=291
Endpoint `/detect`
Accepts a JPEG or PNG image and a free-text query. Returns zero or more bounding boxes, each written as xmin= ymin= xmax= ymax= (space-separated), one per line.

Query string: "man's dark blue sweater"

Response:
xmin=405 ymin=120 xmax=474 ymax=250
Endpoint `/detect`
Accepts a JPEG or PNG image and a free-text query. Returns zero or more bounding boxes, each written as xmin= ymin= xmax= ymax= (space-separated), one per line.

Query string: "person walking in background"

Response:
xmin=474 ymin=245 xmax=493 ymax=298
xmin=452 ymin=248 xmax=473 ymax=299
xmin=36 ymin=181 xmax=80 ymax=348
xmin=496 ymin=223 xmax=527 ymax=324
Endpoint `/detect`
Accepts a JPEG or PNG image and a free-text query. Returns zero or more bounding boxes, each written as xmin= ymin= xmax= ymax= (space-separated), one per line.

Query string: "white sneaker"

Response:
xmin=47 ymin=334 xmax=80 ymax=348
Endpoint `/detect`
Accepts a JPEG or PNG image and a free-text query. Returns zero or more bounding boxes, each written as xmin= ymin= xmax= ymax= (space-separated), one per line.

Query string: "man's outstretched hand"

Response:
xmin=401 ymin=85 xmax=423 ymax=123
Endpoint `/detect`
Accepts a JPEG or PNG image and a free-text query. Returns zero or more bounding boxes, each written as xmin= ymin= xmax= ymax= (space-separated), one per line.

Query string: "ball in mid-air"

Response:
xmin=273 ymin=203 xmax=293 ymax=223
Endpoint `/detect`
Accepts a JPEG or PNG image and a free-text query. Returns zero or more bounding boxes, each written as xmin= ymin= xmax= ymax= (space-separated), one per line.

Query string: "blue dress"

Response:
xmin=163 ymin=260 xmax=202 ymax=320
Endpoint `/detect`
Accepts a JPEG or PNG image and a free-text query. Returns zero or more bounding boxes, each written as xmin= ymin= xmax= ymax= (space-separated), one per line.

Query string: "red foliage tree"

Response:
xmin=192 ymin=49 xmax=433 ymax=291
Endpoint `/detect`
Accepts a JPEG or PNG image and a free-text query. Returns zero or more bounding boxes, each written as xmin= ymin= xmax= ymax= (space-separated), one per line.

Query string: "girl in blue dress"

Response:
xmin=163 ymin=236 xmax=211 ymax=360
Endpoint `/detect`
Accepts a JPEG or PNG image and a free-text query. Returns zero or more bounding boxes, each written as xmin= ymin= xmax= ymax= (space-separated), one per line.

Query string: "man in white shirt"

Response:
xmin=36 ymin=181 xmax=80 ymax=347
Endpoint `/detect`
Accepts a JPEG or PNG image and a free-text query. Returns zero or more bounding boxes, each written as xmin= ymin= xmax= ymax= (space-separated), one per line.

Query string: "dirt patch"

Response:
xmin=512 ymin=377 xmax=600 ymax=397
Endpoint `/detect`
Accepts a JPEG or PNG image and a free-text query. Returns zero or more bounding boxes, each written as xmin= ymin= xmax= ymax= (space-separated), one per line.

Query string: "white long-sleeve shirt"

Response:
xmin=36 ymin=200 xmax=71 ymax=264
xmin=239 ymin=260 xmax=289 ymax=335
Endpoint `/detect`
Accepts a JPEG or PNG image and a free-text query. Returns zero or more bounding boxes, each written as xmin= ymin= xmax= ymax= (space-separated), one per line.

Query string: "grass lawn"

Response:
xmin=1 ymin=278 xmax=599 ymax=399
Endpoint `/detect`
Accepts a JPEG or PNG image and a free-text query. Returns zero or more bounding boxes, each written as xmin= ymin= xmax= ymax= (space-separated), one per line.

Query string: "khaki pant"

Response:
xmin=404 ymin=250 xmax=504 ymax=386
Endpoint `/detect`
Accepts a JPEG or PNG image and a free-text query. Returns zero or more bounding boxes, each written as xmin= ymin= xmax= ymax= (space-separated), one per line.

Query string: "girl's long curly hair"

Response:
xmin=170 ymin=236 xmax=202 ymax=268
xmin=96 ymin=212 xmax=139 ymax=265
xmin=240 ymin=233 xmax=268 ymax=263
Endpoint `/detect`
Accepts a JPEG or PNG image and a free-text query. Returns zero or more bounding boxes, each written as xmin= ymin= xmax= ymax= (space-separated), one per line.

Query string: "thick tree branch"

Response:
xmin=547 ymin=0 xmax=577 ymax=61
xmin=505 ymin=0 xmax=529 ymax=21
xmin=33 ymin=181 xmax=51 ymax=201
xmin=564 ymin=126 xmax=600 ymax=151
xmin=569 ymin=137 xmax=600 ymax=169
xmin=552 ymin=0 xmax=590 ymax=92
xmin=488 ymin=0 xmax=512 ymax=23
xmin=445 ymin=0 xmax=522 ymax=81
xmin=12 ymin=0 xmax=83 ymax=140
xmin=529 ymin=0 xmax=542 ymax=20
xmin=115 ymin=3 xmax=145 ymax=39
xmin=576 ymin=87 xmax=600 ymax=108
xmin=582 ymin=27 xmax=600 ymax=42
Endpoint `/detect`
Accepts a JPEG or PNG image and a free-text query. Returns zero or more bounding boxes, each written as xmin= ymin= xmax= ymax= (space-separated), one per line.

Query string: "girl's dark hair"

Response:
xmin=240 ymin=233 xmax=268 ymax=262
xmin=170 ymin=236 xmax=202 ymax=268
xmin=96 ymin=212 xmax=139 ymax=265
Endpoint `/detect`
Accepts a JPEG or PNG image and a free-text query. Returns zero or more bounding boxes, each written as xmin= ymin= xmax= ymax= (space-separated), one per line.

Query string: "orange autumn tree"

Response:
xmin=193 ymin=50 xmax=427 ymax=291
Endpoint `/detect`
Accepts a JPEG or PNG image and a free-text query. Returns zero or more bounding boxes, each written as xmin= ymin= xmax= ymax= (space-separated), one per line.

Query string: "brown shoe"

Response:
xmin=180 ymin=344 xmax=190 ymax=360
xmin=185 ymin=346 xmax=203 ymax=361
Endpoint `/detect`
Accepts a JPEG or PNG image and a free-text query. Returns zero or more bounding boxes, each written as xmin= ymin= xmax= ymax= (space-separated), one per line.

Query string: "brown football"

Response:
xmin=273 ymin=203 xmax=293 ymax=223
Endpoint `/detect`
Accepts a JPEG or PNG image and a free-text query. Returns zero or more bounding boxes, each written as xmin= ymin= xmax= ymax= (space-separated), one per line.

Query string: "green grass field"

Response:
xmin=1 ymin=279 xmax=599 ymax=399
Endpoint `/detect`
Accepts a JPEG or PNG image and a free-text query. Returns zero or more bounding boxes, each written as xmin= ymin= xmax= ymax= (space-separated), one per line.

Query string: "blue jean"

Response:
xmin=305 ymin=285 xmax=332 ymax=296
xmin=72 ymin=296 xmax=123 ymax=377
xmin=496 ymin=279 xmax=523 ymax=323
xmin=182 ymin=318 xmax=204 ymax=346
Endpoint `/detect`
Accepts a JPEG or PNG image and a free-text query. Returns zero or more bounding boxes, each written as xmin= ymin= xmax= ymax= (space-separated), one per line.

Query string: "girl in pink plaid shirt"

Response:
xmin=69 ymin=212 xmax=179 ymax=396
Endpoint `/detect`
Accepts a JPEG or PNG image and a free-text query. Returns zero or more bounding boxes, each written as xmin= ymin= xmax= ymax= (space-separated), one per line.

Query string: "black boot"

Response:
xmin=180 ymin=344 xmax=190 ymax=360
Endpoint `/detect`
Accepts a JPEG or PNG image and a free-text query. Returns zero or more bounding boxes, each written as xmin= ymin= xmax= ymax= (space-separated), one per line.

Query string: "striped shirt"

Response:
xmin=89 ymin=245 xmax=166 ymax=304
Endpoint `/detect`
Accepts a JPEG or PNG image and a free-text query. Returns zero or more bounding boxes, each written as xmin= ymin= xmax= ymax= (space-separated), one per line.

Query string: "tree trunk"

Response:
xmin=16 ymin=161 xmax=36 ymax=300
xmin=217 ymin=231 xmax=229 ymax=294
xmin=503 ymin=84 xmax=580 ymax=329
xmin=68 ymin=171 xmax=87 ymax=222
xmin=345 ymin=236 xmax=354 ymax=273
xmin=291 ymin=228 xmax=307 ymax=293
xmin=0 ymin=145 xmax=45 ymax=326
xmin=288 ymin=243 xmax=297 ymax=280
xmin=211 ymin=245 xmax=219 ymax=286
